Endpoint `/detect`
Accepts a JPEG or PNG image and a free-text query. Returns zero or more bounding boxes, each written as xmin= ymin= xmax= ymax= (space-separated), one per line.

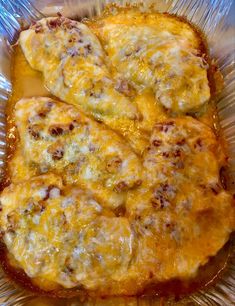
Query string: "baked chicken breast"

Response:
xmin=10 ymin=97 xmax=142 ymax=209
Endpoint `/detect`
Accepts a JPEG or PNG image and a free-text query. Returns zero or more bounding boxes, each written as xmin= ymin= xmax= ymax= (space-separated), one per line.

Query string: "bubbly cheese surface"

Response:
xmin=0 ymin=174 xmax=133 ymax=291
xmin=2 ymin=117 xmax=234 ymax=295
xmin=19 ymin=16 xmax=150 ymax=154
xmin=19 ymin=17 xmax=138 ymax=121
xmin=126 ymin=117 xmax=235 ymax=280
xmin=1 ymin=7 xmax=234 ymax=297
xmin=88 ymin=9 xmax=210 ymax=112
xmin=11 ymin=97 xmax=142 ymax=209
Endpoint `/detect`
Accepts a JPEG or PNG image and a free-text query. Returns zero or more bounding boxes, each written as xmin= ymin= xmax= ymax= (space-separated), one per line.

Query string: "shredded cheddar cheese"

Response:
xmin=0 ymin=8 xmax=234 ymax=297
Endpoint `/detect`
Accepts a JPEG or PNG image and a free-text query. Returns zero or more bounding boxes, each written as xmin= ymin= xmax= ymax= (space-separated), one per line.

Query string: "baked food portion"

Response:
xmin=89 ymin=9 xmax=210 ymax=112
xmin=19 ymin=16 xmax=139 ymax=122
xmin=0 ymin=174 xmax=134 ymax=292
xmin=10 ymin=97 xmax=142 ymax=209
xmin=127 ymin=117 xmax=235 ymax=280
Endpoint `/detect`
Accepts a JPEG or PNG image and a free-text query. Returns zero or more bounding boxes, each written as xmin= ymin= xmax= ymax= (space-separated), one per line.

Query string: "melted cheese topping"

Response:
xmin=0 ymin=174 xmax=133 ymax=291
xmin=19 ymin=16 xmax=150 ymax=154
xmin=11 ymin=97 xmax=142 ymax=209
xmin=1 ymin=118 xmax=234 ymax=295
xmin=1 ymin=8 xmax=234 ymax=297
xmin=19 ymin=17 xmax=138 ymax=121
xmin=88 ymin=9 xmax=210 ymax=112
xmin=126 ymin=117 xmax=235 ymax=280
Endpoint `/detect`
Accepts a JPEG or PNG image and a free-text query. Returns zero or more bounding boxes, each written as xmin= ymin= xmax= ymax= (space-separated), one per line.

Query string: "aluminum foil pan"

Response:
xmin=0 ymin=0 xmax=234 ymax=305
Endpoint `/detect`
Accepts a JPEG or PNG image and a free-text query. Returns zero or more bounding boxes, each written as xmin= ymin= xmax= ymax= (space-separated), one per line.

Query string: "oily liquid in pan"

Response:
xmin=0 ymin=8 xmax=231 ymax=299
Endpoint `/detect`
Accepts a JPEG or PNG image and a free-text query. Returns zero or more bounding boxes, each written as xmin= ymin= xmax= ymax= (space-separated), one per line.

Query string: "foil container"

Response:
xmin=0 ymin=0 xmax=234 ymax=305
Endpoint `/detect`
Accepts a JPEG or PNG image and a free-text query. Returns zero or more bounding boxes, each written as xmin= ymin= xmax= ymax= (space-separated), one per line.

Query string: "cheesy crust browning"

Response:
xmin=1 ymin=117 xmax=235 ymax=296
xmin=1 ymin=7 xmax=234 ymax=298
xmin=19 ymin=17 xmax=138 ymax=121
xmin=126 ymin=117 xmax=235 ymax=281
xmin=88 ymin=9 xmax=210 ymax=112
xmin=0 ymin=174 xmax=134 ymax=292
xmin=11 ymin=97 xmax=142 ymax=209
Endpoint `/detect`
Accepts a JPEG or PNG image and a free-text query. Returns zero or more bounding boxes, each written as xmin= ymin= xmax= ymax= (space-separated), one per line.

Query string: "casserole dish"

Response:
xmin=0 ymin=0 xmax=234 ymax=305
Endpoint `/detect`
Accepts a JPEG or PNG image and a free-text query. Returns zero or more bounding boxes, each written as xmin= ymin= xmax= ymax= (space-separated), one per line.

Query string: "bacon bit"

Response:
xmin=114 ymin=205 xmax=126 ymax=217
xmin=68 ymin=36 xmax=80 ymax=43
xmin=152 ymin=184 xmax=176 ymax=209
xmin=49 ymin=121 xmax=77 ymax=136
xmin=48 ymin=142 xmax=64 ymax=160
xmin=161 ymin=184 xmax=169 ymax=192
xmin=49 ymin=125 xmax=64 ymax=136
xmin=52 ymin=148 xmax=64 ymax=160
xmin=162 ymin=151 xmax=169 ymax=158
xmin=115 ymin=181 xmax=128 ymax=192
xmin=151 ymin=193 xmax=169 ymax=209
xmin=151 ymin=197 xmax=161 ymax=209
xmin=156 ymin=121 xmax=175 ymax=133
xmin=173 ymin=149 xmax=181 ymax=158
xmin=194 ymin=138 xmax=203 ymax=150
xmin=106 ymin=156 xmax=122 ymax=173
xmin=38 ymin=101 xmax=53 ymax=118
xmin=47 ymin=18 xmax=62 ymax=30
xmin=152 ymin=139 xmax=162 ymax=147
xmin=0 ymin=201 xmax=2 ymax=212
xmin=176 ymin=139 xmax=186 ymax=146
xmin=84 ymin=44 xmax=92 ymax=56
xmin=28 ymin=124 xmax=41 ymax=140
xmin=38 ymin=112 xmax=46 ymax=118
xmin=57 ymin=12 xmax=62 ymax=17
xmin=69 ymin=123 xmax=75 ymax=131
xmin=149 ymin=271 xmax=154 ymax=279
xmin=115 ymin=79 xmax=134 ymax=97
xmin=69 ymin=120 xmax=79 ymax=131
xmin=164 ymin=222 xmax=175 ymax=230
